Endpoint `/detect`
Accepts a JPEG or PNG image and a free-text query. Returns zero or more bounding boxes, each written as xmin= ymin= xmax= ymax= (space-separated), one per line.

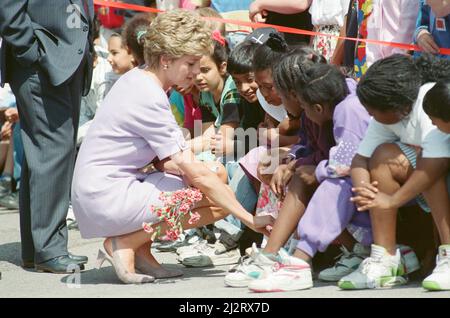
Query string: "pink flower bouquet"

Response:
xmin=142 ymin=187 xmax=203 ymax=241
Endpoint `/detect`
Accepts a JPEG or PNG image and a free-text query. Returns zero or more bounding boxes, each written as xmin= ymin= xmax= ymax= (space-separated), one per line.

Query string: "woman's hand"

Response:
xmin=249 ymin=215 xmax=274 ymax=236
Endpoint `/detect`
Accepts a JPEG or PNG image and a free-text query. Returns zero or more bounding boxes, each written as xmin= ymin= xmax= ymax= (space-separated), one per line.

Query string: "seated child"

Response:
xmin=341 ymin=54 xmax=450 ymax=291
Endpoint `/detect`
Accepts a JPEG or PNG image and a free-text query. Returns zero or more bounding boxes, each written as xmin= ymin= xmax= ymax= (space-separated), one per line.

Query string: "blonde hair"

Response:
xmin=144 ymin=10 xmax=213 ymax=70
xmin=196 ymin=7 xmax=226 ymax=36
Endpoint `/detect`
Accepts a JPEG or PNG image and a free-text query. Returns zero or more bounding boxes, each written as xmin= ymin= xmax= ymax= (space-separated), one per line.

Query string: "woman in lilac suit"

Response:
xmin=72 ymin=10 xmax=267 ymax=284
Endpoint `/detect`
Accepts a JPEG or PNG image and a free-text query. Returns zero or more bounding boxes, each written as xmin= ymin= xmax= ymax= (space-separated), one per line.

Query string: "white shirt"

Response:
xmin=309 ymin=0 xmax=351 ymax=27
xmin=358 ymin=83 xmax=449 ymax=158
xmin=256 ymin=89 xmax=287 ymax=123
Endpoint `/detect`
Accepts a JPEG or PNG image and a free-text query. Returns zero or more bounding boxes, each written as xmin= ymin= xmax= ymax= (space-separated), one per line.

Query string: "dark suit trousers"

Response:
xmin=8 ymin=58 xmax=84 ymax=264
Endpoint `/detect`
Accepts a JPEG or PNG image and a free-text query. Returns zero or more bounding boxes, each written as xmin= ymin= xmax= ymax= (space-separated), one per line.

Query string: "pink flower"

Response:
xmin=188 ymin=211 xmax=201 ymax=225
xmin=165 ymin=229 xmax=180 ymax=241
xmin=142 ymin=222 xmax=154 ymax=234
xmin=147 ymin=187 xmax=204 ymax=241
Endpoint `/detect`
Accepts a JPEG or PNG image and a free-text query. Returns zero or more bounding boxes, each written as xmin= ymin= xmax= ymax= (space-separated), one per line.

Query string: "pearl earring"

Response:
xmin=163 ymin=65 xmax=168 ymax=70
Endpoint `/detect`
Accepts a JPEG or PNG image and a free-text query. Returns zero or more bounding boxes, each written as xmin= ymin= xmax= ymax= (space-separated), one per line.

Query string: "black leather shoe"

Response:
xmin=35 ymin=255 xmax=85 ymax=274
xmin=22 ymin=253 xmax=87 ymax=269
xmin=68 ymin=253 xmax=88 ymax=264
xmin=22 ymin=260 xmax=35 ymax=269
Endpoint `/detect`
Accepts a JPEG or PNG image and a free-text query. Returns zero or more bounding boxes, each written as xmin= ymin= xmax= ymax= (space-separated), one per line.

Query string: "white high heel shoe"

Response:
xmin=96 ymin=239 xmax=155 ymax=284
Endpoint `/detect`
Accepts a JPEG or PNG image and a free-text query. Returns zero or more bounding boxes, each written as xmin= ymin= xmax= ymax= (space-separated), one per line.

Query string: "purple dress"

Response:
xmin=72 ymin=68 xmax=188 ymax=239
xmin=296 ymin=79 xmax=373 ymax=256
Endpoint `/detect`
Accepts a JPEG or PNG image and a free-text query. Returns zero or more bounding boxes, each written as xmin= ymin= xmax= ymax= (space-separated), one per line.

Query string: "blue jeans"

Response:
xmin=223 ymin=162 xmax=258 ymax=231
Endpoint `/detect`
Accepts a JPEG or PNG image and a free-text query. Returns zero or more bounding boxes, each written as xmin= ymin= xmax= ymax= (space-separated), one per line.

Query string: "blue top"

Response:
xmin=415 ymin=0 xmax=450 ymax=59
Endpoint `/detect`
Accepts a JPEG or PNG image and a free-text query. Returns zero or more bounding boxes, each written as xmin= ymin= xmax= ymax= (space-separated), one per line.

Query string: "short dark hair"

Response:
xmin=423 ymin=81 xmax=450 ymax=122
xmin=253 ymin=32 xmax=288 ymax=72
xmin=227 ymin=40 xmax=259 ymax=74
xmin=295 ymin=63 xmax=349 ymax=109
xmin=357 ymin=54 xmax=421 ymax=114
xmin=273 ymin=46 xmax=326 ymax=96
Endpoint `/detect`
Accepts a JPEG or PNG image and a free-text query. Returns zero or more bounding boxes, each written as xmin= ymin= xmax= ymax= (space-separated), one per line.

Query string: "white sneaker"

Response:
xmin=177 ymin=240 xmax=212 ymax=261
xmin=224 ymin=243 xmax=276 ymax=288
xmin=319 ymin=243 xmax=370 ymax=282
xmin=422 ymin=245 xmax=450 ymax=291
xmin=248 ymin=249 xmax=313 ymax=293
xmin=181 ymin=241 xmax=241 ymax=267
xmin=175 ymin=236 xmax=205 ymax=255
xmin=338 ymin=244 xmax=408 ymax=290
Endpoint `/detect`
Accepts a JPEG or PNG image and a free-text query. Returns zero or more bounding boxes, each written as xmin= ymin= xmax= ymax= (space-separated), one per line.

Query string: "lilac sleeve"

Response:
xmin=131 ymin=97 xmax=189 ymax=160
xmin=315 ymin=128 xmax=361 ymax=183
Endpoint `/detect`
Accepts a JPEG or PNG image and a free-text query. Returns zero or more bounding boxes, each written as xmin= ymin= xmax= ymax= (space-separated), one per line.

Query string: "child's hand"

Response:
xmin=252 ymin=215 xmax=274 ymax=236
xmin=296 ymin=165 xmax=318 ymax=186
xmin=1 ymin=121 xmax=13 ymax=140
xmin=257 ymin=159 xmax=274 ymax=185
xmin=210 ymin=132 xmax=229 ymax=157
xmin=270 ymin=162 xmax=295 ymax=199
xmin=351 ymin=180 xmax=380 ymax=209
xmin=5 ymin=108 xmax=19 ymax=123
xmin=351 ymin=190 xmax=394 ymax=212
xmin=417 ymin=31 xmax=440 ymax=54
xmin=249 ymin=1 xmax=268 ymax=22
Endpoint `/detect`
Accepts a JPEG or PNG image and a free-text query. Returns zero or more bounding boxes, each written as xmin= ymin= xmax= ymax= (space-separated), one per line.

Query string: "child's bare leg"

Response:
xmin=336 ymin=229 xmax=358 ymax=251
xmin=263 ymin=174 xmax=315 ymax=254
xmin=423 ymin=173 xmax=450 ymax=245
xmin=369 ymin=144 xmax=413 ymax=255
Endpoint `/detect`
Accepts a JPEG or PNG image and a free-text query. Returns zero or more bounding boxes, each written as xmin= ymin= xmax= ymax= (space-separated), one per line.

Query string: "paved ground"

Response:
xmin=1 ymin=207 xmax=449 ymax=298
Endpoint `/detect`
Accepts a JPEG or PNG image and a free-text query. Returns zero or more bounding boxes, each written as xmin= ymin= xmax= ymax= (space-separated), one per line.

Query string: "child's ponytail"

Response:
xmin=253 ymin=31 xmax=289 ymax=72
xmin=414 ymin=53 xmax=450 ymax=85
xmin=122 ymin=13 xmax=156 ymax=66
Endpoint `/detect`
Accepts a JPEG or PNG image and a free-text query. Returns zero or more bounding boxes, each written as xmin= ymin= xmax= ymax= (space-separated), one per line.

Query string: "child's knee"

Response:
xmin=369 ymin=143 xmax=402 ymax=170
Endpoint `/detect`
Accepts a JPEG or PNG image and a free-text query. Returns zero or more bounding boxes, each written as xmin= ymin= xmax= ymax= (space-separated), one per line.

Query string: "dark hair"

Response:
xmin=295 ymin=63 xmax=349 ymax=109
xmin=93 ymin=14 xmax=101 ymax=41
xmin=414 ymin=53 xmax=450 ymax=85
xmin=423 ymin=81 xmax=450 ymax=122
xmin=122 ymin=13 xmax=156 ymax=65
xmin=211 ymin=39 xmax=230 ymax=69
xmin=227 ymin=40 xmax=260 ymax=74
xmin=357 ymin=54 xmax=421 ymax=114
xmin=253 ymin=32 xmax=288 ymax=72
xmin=273 ymin=46 xmax=326 ymax=96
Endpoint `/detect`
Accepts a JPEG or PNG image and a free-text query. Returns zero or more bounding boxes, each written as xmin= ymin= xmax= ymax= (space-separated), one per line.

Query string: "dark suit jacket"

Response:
xmin=0 ymin=0 xmax=94 ymax=91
